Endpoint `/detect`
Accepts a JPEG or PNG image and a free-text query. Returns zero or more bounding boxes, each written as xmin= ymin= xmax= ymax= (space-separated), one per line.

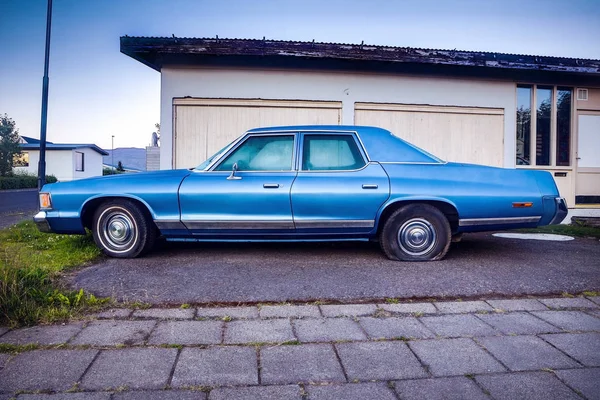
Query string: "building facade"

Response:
xmin=121 ymin=37 xmax=600 ymax=207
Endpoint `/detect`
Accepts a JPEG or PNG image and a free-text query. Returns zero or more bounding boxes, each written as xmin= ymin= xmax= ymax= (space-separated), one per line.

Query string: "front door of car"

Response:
xmin=290 ymin=132 xmax=390 ymax=235
xmin=178 ymin=133 xmax=297 ymax=236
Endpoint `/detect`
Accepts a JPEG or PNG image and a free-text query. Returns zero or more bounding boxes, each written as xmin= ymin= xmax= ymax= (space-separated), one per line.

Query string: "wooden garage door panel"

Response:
xmin=174 ymin=100 xmax=341 ymax=169
xmin=355 ymin=103 xmax=504 ymax=167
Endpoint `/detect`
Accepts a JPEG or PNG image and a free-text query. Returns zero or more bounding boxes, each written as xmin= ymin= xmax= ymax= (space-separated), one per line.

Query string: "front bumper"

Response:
xmin=34 ymin=211 xmax=52 ymax=233
xmin=549 ymin=197 xmax=568 ymax=225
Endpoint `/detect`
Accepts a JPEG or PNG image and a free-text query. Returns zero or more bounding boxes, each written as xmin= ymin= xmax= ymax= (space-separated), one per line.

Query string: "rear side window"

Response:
xmin=302 ymin=134 xmax=366 ymax=171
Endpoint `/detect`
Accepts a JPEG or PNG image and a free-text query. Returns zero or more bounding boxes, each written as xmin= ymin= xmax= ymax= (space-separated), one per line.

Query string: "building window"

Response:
xmin=515 ymin=85 xmax=572 ymax=167
xmin=75 ymin=151 xmax=85 ymax=171
xmin=13 ymin=152 xmax=29 ymax=167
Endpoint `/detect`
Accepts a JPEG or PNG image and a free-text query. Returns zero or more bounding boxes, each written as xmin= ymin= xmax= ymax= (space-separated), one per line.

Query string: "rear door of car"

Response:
xmin=290 ymin=131 xmax=390 ymax=235
xmin=178 ymin=133 xmax=297 ymax=236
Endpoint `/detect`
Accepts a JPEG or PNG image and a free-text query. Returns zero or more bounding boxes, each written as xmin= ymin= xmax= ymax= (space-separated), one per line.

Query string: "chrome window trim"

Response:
xmin=459 ymin=216 xmax=541 ymax=227
xmin=296 ymin=161 xmax=372 ymax=174
xmin=208 ymin=132 xmax=298 ymax=172
xmin=183 ymin=220 xmax=295 ymax=230
xmin=298 ymin=131 xmax=369 ymax=172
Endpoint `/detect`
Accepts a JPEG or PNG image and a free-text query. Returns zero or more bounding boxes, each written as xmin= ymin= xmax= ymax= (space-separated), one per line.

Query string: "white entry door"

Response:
xmin=576 ymin=114 xmax=600 ymax=202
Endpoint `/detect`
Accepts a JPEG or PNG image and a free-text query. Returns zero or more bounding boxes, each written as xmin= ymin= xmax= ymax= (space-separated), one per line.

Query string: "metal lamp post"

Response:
xmin=37 ymin=0 xmax=53 ymax=190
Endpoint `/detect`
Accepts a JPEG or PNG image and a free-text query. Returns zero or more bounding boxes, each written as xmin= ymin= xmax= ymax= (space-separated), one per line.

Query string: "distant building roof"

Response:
xmin=120 ymin=36 xmax=600 ymax=85
xmin=19 ymin=136 xmax=108 ymax=156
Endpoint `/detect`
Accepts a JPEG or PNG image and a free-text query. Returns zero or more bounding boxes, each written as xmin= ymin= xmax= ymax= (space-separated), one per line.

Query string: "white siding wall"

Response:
xmin=13 ymin=149 xmax=104 ymax=181
xmin=161 ymin=67 xmax=516 ymax=170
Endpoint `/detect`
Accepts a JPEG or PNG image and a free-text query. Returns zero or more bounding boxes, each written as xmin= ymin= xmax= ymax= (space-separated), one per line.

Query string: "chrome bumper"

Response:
xmin=549 ymin=197 xmax=568 ymax=225
xmin=34 ymin=211 xmax=52 ymax=233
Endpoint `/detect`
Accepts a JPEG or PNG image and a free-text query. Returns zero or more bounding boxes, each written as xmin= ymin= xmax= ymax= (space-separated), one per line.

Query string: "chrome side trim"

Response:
xmin=183 ymin=220 xmax=295 ymax=230
xmin=295 ymin=220 xmax=375 ymax=229
xmin=34 ymin=211 xmax=51 ymax=233
xmin=459 ymin=216 xmax=541 ymax=227
xmin=379 ymin=161 xmax=447 ymax=165
xmin=154 ymin=220 xmax=187 ymax=230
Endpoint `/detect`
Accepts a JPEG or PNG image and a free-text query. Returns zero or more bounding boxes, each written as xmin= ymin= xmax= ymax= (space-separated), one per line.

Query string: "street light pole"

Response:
xmin=37 ymin=0 xmax=53 ymax=190
xmin=111 ymin=135 xmax=115 ymax=171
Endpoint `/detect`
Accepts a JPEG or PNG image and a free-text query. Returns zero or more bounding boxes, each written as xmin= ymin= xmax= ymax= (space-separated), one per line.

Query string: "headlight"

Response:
xmin=39 ymin=193 xmax=52 ymax=209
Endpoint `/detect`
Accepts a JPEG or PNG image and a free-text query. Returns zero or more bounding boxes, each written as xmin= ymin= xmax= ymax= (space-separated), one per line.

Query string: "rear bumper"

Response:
xmin=34 ymin=211 xmax=52 ymax=233
xmin=549 ymin=197 xmax=568 ymax=225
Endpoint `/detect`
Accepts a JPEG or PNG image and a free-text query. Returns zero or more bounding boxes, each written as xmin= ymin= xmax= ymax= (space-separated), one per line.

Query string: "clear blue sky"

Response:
xmin=1 ymin=0 xmax=599 ymax=149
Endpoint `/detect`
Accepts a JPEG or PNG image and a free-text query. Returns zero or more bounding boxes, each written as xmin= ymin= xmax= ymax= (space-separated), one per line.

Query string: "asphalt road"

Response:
xmin=0 ymin=189 xmax=38 ymax=229
xmin=73 ymin=233 xmax=600 ymax=305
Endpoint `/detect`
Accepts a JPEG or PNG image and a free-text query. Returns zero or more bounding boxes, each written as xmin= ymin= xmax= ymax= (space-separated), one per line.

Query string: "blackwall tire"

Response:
xmin=380 ymin=204 xmax=451 ymax=261
xmin=92 ymin=199 xmax=156 ymax=258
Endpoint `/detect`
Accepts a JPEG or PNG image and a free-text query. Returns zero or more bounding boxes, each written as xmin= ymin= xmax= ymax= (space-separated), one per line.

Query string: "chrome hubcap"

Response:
xmin=397 ymin=218 xmax=436 ymax=256
xmin=102 ymin=211 xmax=135 ymax=250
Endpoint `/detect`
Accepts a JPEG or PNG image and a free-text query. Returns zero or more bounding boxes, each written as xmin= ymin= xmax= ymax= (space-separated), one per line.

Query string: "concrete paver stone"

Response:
xmin=81 ymin=348 xmax=177 ymax=390
xmin=0 ymin=323 xmax=83 ymax=345
xmin=132 ymin=308 xmax=195 ymax=319
xmin=554 ymin=368 xmax=600 ymax=400
xmin=485 ymin=299 xmax=548 ymax=312
xmin=260 ymin=343 xmax=345 ymax=384
xmin=17 ymin=394 xmax=111 ymax=400
xmin=336 ymin=341 xmax=427 ymax=380
xmin=393 ymin=377 xmax=490 ymax=400
xmin=0 ymin=353 xmax=11 ymax=370
xmin=0 ymin=327 xmax=8 ymax=337
xmin=539 ymin=297 xmax=599 ymax=310
xmin=172 ymin=346 xmax=258 ymax=387
xmin=196 ymin=306 xmax=258 ymax=319
xmin=541 ymin=332 xmax=600 ymax=366
xmin=531 ymin=310 xmax=600 ymax=331
xmin=359 ymin=317 xmax=434 ymax=340
xmin=319 ymin=304 xmax=377 ymax=317
xmin=476 ymin=335 xmax=580 ymax=371
xmin=476 ymin=312 xmax=562 ymax=335
xmin=306 ymin=382 xmax=397 ymax=400
xmin=378 ymin=302 xmax=437 ymax=314
xmin=224 ymin=319 xmax=295 ymax=344
xmin=94 ymin=309 xmax=132 ymax=319
xmin=70 ymin=320 xmax=156 ymax=346
xmin=434 ymin=301 xmax=493 ymax=314
xmin=112 ymin=390 xmax=206 ymax=399
xmin=420 ymin=314 xmax=498 ymax=337
xmin=209 ymin=384 xmax=302 ymax=400
xmin=0 ymin=349 xmax=98 ymax=392
xmin=475 ymin=371 xmax=581 ymax=400
xmin=293 ymin=318 xmax=367 ymax=342
xmin=259 ymin=305 xmax=320 ymax=318
xmin=147 ymin=320 xmax=223 ymax=345
xmin=409 ymin=338 xmax=506 ymax=376
xmin=587 ymin=296 xmax=600 ymax=306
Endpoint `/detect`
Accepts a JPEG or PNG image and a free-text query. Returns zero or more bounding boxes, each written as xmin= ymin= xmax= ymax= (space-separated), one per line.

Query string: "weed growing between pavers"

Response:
xmin=0 ymin=221 xmax=109 ymax=327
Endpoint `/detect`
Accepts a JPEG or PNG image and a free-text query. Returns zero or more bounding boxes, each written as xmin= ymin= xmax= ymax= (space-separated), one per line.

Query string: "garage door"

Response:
xmin=173 ymin=98 xmax=342 ymax=168
xmin=355 ymin=103 xmax=504 ymax=166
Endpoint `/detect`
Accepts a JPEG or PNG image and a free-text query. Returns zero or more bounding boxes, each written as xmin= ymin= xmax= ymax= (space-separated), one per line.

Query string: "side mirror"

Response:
xmin=227 ymin=162 xmax=242 ymax=180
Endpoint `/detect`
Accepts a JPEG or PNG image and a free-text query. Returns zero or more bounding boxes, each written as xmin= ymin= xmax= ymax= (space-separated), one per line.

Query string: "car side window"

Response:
xmin=214 ymin=135 xmax=295 ymax=171
xmin=302 ymin=134 xmax=366 ymax=171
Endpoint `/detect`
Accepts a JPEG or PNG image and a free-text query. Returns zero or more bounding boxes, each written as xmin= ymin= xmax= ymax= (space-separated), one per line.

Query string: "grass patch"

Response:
xmin=517 ymin=224 xmax=600 ymax=239
xmin=0 ymin=221 xmax=108 ymax=327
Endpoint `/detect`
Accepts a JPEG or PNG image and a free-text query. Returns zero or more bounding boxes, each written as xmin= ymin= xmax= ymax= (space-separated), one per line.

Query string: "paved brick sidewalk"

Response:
xmin=0 ymin=296 xmax=599 ymax=399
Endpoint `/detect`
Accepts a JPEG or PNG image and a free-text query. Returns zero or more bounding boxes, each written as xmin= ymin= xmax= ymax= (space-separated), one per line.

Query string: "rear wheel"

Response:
xmin=92 ymin=199 xmax=156 ymax=258
xmin=380 ymin=204 xmax=451 ymax=261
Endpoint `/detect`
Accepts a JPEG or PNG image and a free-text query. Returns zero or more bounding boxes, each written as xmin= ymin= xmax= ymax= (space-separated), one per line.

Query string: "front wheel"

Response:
xmin=380 ymin=204 xmax=451 ymax=261
xmin=92 ymin=200 xmax=156 ymax=258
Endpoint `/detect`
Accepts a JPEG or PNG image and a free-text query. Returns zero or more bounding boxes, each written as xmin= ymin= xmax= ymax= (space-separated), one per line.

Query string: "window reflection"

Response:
xmin=536 ymin=87 xmax=552 ymax=166
xmin=516 ymin=86 xmax=532 ymax=165
xmin=556 ymin=88 xmax=572 ymax=166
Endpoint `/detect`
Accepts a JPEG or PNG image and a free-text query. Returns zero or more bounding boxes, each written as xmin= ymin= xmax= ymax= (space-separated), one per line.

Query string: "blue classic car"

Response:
xmin=34 ymin=126 xmax=567 ymax=261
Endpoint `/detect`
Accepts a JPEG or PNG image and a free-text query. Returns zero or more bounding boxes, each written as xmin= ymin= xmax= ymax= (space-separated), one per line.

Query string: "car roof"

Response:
xmin=245 ymin=125 xmax=442 ymax=163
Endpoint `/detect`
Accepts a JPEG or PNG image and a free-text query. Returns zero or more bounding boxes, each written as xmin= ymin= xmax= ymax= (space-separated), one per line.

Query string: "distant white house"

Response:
xmin=14 ymin=136 xmax=108 ymax=181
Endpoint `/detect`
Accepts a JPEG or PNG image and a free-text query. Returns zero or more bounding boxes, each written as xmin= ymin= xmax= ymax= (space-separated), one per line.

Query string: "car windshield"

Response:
xmin=194 ymin=139 xmax=239 ymax=170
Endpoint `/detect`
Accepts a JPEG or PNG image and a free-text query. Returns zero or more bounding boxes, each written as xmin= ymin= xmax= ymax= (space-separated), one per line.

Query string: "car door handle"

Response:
xmin=362 ymin=184 xmax=378 ymax=189
xmin=263 ymin=183 xmax=280 ymax=189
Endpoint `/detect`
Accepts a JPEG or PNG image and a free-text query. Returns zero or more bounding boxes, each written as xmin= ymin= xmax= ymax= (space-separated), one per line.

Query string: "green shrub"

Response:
xmin=0 ymin=173 xmax=57 ymax=189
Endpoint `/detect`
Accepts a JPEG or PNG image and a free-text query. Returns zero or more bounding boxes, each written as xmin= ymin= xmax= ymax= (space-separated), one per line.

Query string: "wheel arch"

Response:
xmin=81 ymin=195 xmax=156 ymax=230
xmin=376 ymin=198 xmax=460 ymax=235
